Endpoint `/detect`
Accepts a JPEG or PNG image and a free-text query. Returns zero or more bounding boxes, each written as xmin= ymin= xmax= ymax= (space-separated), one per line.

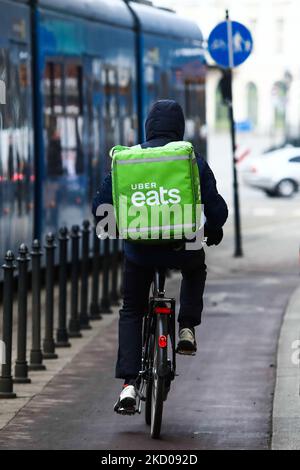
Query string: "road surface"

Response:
xmin=0 ymin=269 xmax=297 ymax=450
xmin=0 ymin=132 xmax=299 ymax=450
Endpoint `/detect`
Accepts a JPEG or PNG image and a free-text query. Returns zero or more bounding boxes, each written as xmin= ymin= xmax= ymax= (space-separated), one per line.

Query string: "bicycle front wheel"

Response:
xmin=150 ymin=315 xmax=168 ymax=439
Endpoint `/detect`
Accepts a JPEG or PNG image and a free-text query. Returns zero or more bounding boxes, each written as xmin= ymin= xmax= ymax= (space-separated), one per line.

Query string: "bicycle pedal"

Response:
xmin=115 ymin=407 xmax=136 ymax=416
xmin=176 ymin=349 xmax=196 ymax=356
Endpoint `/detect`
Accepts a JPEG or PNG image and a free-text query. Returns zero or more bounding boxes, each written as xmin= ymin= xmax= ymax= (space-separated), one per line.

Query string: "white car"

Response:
xmin=242 ymin=147 xmax=300 ymax=197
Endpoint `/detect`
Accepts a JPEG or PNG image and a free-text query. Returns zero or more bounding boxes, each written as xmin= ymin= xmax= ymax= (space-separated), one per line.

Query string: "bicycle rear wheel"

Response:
xmin=145 ymin=333 xmax=154 ymax=426
xmin=145 ymin=378 xmax=152 ymax=426
xmin=150 ymin=315 xmax=168 ymax=439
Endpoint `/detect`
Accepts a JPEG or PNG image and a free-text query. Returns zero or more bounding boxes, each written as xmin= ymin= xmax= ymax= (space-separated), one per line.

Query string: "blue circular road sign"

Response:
xmin=208 ymin=20 xmax=253 ymax=68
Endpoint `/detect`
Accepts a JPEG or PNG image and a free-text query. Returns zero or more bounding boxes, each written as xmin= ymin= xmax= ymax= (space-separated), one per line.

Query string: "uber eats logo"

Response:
xmin=113 ymin=179 xmax=199 ymax=242
xmin=130 ymin=182 xmax=181 ymax=207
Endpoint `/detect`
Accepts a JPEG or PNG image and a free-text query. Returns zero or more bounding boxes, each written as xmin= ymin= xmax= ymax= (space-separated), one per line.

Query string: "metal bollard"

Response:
xmin=100 ymin=237 xmax=112 ymax=314
xmin=43 ymin=233 xmax=58 ymax=359
xmin=14 ymin=244 xmax=31 ymax=383
xmin=89 ymin=228 xmax=102 ymax=320
xmin=29 ymin=240 xmax=46 ymax=371
xmin=68 ymin=225 xmax=82 ymax=338
xmin=79 ymin=220 xmax=91 ymax=330
xmin=56 ymin=227 xmax=71 ymax=348
xmin=110 ymin=238 xmax=120 ymax=305
xmin=0 ymin=252 xmax=17 ymax=398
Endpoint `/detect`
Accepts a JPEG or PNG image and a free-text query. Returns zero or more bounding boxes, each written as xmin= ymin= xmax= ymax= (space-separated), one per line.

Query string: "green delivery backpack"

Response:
xmin=110 ymin=141 xmax=201 ymax=242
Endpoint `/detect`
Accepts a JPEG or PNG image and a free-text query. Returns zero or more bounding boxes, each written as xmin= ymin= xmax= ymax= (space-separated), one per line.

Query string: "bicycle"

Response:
xmin=135 ymin=268 xmax=177 ymax=439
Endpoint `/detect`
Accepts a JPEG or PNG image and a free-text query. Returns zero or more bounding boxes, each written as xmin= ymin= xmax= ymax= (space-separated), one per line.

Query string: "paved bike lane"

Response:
xmin=0 ymin=272 xmax=297 ymax=450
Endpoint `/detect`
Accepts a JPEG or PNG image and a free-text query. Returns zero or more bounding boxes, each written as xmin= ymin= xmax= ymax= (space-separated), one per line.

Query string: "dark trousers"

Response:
xmin=115 ymin=249 xmax=207 ymax=379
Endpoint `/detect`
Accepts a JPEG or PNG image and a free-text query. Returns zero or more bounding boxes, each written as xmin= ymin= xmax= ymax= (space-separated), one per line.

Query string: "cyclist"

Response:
xmin=92 ymin=100 xmax=228 ymax=414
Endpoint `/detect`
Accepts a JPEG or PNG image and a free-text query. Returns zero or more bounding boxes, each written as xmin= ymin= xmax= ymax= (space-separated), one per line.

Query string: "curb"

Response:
xmin=272 ymin=284 xmax=300 ymax=450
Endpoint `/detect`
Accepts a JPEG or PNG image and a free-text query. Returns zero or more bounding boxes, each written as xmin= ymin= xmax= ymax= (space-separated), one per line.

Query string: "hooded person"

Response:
xmin=92 ymin=100 xmax=228 ymax=414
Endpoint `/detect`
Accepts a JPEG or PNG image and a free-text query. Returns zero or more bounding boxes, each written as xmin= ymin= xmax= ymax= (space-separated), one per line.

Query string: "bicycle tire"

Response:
xmin=145 ymin=331 xmax=154 ymax=426
xmin=150 ymin=315 xmax=168 ymax=439
xmin=145 ymin=378 xmax=152 ymax=426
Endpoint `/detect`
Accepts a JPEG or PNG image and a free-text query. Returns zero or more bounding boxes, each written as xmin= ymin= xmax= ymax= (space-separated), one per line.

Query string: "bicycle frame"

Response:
xmin=136 ymin=269 xmax=176 ymax=415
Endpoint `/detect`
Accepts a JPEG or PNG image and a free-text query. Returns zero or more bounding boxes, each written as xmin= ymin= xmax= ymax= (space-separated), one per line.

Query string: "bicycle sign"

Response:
xmin=208 ymin=19 xmax=253 ymax=68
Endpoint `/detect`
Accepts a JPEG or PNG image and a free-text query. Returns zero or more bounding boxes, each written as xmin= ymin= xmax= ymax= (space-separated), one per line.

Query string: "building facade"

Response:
xmin=155 ymin=0 xmax=300 ymax=140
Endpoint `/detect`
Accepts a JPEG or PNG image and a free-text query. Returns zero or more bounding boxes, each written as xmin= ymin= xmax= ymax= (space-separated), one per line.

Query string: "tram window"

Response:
xmin=19 ymin=62 xmax=28 ymax=88
xmin=0 ymin=49 xmax=8 ymax=182
xmin=159 ymin=71 xmax=169 ymax=98
xmin=0 ymin=45 xmax=33 ymax=217
xmin=65 ymin=64 xmax=82 ymax=115
xmin=102 ymin=66 xmax=120 ymax=170
xmin=87 ymin=59 xmax=102 ymax=199
xmin=44 ymin=63 xmax=63 ymax=116
xmin=119 ymin=67 xmax=135 ymax=146
xmin=185 ymin=79 xmax=205 ymax=119
xmin=44 ymin=63 xmax=52 ymax=115
xmin=43 ymin=60 xmax=84 ymax=176
xmin=108 ymin=69 xmax=116 ymax=87
xmin=119 ymin=68 xmax=130 ymax=92
xmin=184 ymin=78 xmax=206 ymax=155
xmin=53 ymin=63 xmax=63 ymax=114
xmin=171 ymin=68 xmax=185 ymax=108
xmin=146 ymin=65 xmax=159 ymax=105
xmin=65 ymin=63 xmax=84 ymax=175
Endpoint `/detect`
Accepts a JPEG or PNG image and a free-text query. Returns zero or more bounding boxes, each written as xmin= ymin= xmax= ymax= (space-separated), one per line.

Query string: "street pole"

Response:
xmin=226 ymin=10 xmax=243 ymax=257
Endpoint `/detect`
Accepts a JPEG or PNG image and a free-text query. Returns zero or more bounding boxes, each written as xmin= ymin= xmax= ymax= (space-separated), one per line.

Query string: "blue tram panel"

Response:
xmin=0 ymin=0 xmax=34 ymax=261
xmin=0 ymin=0 xmax=207 ymax=264
xmin=39 ymin=0 xmax=133 ymax=28
xmin=37 ymin=0 xmax=137 ymax=244
xmin=130 ymin=1 xmax=207 ymax=154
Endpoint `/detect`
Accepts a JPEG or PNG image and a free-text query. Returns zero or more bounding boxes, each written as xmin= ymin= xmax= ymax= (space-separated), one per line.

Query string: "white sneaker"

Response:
xmin=114 ymin=385 xmax=137 ymax=415
xmin=176 ymin=327 xmax=197 ymax=355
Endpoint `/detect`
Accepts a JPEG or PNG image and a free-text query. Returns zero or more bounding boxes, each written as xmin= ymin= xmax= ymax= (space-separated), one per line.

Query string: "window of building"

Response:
xmin=247 ymin=82 xmax=258 ymax=127
xmin=249 ymin=18 xmax=257 ymax=33
xmin=272 ymin=81 xmax=287 ymax=130
xmin=275 ymin=18 xmax=284 ymax=54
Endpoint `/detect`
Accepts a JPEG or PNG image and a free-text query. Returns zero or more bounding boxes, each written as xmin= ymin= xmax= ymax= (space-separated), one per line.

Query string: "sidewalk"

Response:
xmin=272 ymin=285 xmax=300 ymax=450
xmin=0 ymin=305 xmax=119 ymax=431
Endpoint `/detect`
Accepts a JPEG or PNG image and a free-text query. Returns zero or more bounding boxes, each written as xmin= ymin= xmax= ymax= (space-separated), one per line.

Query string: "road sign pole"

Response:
xmin=208 ymin=11 xmax=252 ymax=258
xmin=226 ymin=69 xmax=243 ymax=257
xmin=226 ymin=10 xmax=243 ymax=257
xmin=226 ymin=13 xmax=234 ymax=68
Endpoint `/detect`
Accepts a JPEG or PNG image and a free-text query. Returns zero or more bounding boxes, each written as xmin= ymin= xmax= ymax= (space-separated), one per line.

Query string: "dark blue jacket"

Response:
xmin=92 ymin=100 xmax=228 ymax=265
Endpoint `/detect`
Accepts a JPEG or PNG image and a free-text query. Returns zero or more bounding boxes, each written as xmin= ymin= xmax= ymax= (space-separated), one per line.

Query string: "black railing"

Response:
xmin=0 ymin=221 xmax=123 ymax=399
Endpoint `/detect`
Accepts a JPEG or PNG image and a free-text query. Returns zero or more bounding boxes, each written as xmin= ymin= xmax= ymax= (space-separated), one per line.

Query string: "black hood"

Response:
xmin=145 ymin=100 xmax=185 ymax=142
